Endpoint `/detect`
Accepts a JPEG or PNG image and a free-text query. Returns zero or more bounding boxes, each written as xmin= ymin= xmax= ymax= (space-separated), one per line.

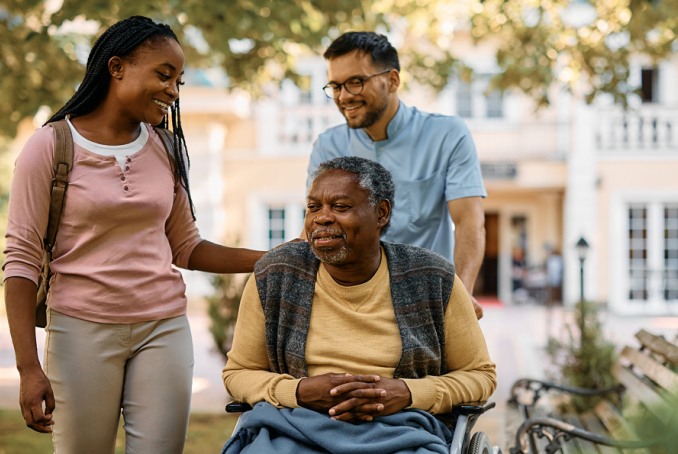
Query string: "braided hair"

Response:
xmin=46 ymin=16 xmax=195 ymax=220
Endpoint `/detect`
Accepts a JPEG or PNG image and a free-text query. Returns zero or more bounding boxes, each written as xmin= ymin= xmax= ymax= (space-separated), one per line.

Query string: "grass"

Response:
xmin=0 ymin=409 xmax=238 ymax=454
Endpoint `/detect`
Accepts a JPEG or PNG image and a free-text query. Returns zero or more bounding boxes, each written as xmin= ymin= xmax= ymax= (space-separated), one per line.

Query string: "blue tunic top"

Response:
xmin=307 ymin=101 xmax=487 ymax=261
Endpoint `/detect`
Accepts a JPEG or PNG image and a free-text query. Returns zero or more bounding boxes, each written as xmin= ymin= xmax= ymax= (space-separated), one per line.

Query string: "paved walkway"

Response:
xmin=1 ymin=304 xmax=676 ymax=451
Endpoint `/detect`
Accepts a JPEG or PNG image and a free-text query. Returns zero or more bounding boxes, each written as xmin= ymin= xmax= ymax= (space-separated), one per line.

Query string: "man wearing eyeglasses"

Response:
xmin=306 ymin=32 xmax=487 ymax=319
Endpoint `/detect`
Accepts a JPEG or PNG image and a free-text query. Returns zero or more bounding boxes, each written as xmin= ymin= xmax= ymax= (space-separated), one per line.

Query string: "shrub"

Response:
xmin=546 ymin=300 xmax=618 ymax=412
xmin=207 ymin=273 xmax=249 ymax=361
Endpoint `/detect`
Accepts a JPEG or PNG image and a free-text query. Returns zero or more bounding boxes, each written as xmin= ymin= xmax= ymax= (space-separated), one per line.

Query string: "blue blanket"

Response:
xmin=221 ymin=402 xmax=453 ymax=454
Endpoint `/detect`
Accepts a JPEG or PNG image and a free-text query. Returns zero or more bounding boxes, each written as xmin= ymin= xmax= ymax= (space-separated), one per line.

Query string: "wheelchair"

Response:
xmin=225 ymin=400 xmax=502 ymax=454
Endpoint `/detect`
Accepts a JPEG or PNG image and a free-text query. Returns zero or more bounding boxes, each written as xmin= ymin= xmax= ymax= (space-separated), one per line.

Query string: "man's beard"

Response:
xmin=343 ymin=92 xmax=389 ymax=130
xmin=310 ymin=229 xmax=351 ymax=265
xmin=312 ymin=244 xmax=352 ymax=265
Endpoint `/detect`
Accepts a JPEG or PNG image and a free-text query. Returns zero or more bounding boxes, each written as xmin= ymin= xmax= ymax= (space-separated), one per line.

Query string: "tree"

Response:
xmin=1 ymin=0 xmax=676 ymax=138
xmin=206 ymin=273 xmax=248 ymax=361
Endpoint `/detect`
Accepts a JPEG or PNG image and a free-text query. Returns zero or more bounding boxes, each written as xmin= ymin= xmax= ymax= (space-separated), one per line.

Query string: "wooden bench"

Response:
xmin=507 ymin=329 xmax=678 ymax=454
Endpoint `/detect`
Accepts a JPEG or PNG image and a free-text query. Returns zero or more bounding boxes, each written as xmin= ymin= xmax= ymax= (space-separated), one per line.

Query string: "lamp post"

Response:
xmin=575 ymin=237 xmax=589 ymax=346
xmin=576 ymin=237 xmax=589 ymax=301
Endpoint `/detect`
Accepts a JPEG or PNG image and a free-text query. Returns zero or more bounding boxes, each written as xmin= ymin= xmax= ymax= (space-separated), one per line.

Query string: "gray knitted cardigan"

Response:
xmin=254 ymin=241 xmax=456 ymax=379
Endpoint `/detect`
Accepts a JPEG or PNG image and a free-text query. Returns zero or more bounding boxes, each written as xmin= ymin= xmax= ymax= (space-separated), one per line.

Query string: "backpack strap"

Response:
xmin=45 ymin=119 xmax=73 ymax=251
xmin=153 ymin=126 xmax=178 ymax=183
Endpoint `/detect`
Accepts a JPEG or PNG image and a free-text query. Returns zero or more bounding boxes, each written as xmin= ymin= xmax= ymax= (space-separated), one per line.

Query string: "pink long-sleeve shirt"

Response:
xmin=3 ymin=124 xmax=202 ymax=324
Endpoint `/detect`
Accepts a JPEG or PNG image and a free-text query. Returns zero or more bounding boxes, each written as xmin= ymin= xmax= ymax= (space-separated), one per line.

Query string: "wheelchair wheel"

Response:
xmin=468 ymin=432 xmax=493 ymax=454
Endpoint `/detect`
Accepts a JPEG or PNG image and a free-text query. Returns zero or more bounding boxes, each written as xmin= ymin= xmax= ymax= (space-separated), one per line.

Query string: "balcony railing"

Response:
xmin=596 ymin=106 xmax=678 ymax=153
xmin=257 ymin=102 xmax=344 ymax=156
xmin=279 ymin=105 xmax=340 ymax=146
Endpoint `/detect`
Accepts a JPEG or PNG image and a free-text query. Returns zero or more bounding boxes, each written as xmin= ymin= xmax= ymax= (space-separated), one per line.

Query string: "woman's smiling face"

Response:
xmin=111 ymin=37 xmax=185 ymax=126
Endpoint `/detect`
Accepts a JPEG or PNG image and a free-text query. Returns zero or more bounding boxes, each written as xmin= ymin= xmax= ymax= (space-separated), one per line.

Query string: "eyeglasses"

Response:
xmin=322 ymin=69 xmax=391 ymax=99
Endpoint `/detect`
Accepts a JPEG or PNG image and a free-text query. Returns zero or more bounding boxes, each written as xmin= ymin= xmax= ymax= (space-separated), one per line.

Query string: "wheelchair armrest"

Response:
xmin=225 ymin=401 xmax=253 ymax=413
xmin=446 ymin=401 xmax=495 ymax=454
xmin=451 ymin=401 xmax=496 ymax=417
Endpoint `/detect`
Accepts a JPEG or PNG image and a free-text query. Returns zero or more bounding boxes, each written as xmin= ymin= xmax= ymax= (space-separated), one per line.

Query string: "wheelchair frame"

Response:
xmin=225 ymin=400 xmax=501 ymax=454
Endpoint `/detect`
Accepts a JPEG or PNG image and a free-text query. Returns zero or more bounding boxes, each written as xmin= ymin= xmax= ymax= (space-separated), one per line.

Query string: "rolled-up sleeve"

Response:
xmin=444 ymin=118 xmax=487 ymax=201
xmin=3 ymin=127 xmax=55 ymax=285
xmin=164 ymin=179 xmax=202 ymax=269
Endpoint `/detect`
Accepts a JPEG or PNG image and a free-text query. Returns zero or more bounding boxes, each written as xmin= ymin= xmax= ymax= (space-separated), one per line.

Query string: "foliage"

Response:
xmin=207 ymin=273 xmax=249 ymax=361
xmin=2 ymin=0 xmax=677 ymax=138
xmin=621 ymin=387 xmax=678 ymax=454
xmin=546 ymin=300 xmax=618 ymax=413
xmin=472 ymin=0 xmax=678 ymax=108
xmin=0 ymin=409 xmax=237 ymax=454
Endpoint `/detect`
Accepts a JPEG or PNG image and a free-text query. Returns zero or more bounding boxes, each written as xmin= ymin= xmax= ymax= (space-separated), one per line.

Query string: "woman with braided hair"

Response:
xmin=3 ymin=16 xmax=266 ymax=453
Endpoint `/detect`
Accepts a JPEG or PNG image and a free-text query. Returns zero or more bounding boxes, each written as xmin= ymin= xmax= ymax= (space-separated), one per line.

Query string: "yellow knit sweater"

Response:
xmin=222 ymin=249 xmax=497 ymax=415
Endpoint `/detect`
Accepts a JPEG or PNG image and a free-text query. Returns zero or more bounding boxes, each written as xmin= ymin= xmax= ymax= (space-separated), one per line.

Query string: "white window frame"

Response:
xmin=247 ymin=191 xmax=306 ymax=251
xmin=609 ymin=190 xmax=678 ymax=315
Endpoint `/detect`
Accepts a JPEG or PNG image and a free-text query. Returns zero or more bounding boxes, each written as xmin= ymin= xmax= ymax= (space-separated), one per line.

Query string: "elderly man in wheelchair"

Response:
xmin=221 ymin=157 xmax=500 ymax=454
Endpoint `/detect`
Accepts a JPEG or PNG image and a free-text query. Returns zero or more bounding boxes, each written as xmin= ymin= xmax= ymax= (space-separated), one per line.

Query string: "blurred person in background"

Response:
xmin=3 ymin=16 xmax=267 ymax=454
xmin=307 ymin=32 xmax=487 ymax=319
xmin=545 ymin=245 xmax=563 ymax=304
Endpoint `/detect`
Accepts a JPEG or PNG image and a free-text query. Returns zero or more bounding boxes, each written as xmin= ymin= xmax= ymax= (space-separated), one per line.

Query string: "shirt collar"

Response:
xmin=358 ymin=99 xmax=411 ymax=145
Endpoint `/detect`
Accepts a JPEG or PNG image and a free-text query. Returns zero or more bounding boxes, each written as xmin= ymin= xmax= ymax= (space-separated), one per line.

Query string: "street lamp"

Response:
xmin=576 ymin=237 xmax=589 ymax=346
xmin=576 ymin=237 xmax=589 ymax=302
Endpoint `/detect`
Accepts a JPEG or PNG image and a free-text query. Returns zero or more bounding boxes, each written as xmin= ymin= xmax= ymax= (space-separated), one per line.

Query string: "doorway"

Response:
xmin=474 ymin=213 xmax=499 ymax=297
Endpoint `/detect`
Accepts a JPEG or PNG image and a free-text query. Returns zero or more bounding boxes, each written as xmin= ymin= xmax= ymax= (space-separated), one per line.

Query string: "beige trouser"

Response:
xmin=44 ymin=309 xmax=194 ymax=454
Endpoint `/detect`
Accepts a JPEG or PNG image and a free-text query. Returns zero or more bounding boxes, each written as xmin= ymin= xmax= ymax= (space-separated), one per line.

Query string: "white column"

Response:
xmin=437 ymin=85 xmax=455 ymax=116
xmin=659 ymin=60 xmax=678 ymax=106
xmin=563 ymin=100 xmax=599 ymax=307
xmin=472 ymin=86 xmax=484 ymax=119
xmin=284 ymin=203 xmax=305 ymax=242
xmin=498 ymin=211 xmax=513 ymax=304
xmin=248 ymin=196 xmax=269 ymax=251
xmin=256 ymin=100 xmax=280 ymax=156
xmin=557 ymin=90 xmax=571 ymax=158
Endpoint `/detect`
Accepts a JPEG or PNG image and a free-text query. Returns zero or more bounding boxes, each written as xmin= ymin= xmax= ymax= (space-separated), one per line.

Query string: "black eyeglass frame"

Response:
xmin=322 ymin=69 xmax=392 ymax=99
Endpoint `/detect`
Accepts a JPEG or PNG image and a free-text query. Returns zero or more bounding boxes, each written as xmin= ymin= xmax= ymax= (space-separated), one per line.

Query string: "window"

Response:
xmin=455 ymin=76 xmax=505 ymax=119
xmin=664 ymin=204 xmax=678 ymax=300
xmin=298 ymin=75 xmax=312 ymax=105
xmin=628 ymin=205 xmax=648 ymax=300
xmin=268 ymin=208 xmax=285 ymax=248
xmin=641 ymin=68 xmax=658 ymax=103
xmin=616 ymin=199 xmax=678 ymax=313
xmin=306 ymin=117 xmax=313 ymax=143
xmin=456 ymin=82 xmax=473 ymax=118
xmin=486 ymin=89 xmax=504 ymax=118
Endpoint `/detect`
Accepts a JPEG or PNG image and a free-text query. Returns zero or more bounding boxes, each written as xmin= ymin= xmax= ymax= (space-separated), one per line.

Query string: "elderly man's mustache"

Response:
xmin=310 ymin=228 xmax=347 ymax=241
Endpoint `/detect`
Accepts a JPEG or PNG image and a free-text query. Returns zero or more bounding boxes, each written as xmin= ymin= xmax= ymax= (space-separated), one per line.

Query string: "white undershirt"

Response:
xmin=65 ymin=117 xmax=149 ymax=170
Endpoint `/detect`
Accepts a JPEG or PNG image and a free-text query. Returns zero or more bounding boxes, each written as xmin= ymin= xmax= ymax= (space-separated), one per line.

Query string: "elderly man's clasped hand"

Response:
xmin=296 ymin=373 xmax=412 ymax=423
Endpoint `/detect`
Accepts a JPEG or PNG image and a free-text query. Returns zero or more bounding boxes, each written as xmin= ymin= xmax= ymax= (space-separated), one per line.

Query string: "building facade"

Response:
xmin=7 ymin=33 xmax=678 ymax=315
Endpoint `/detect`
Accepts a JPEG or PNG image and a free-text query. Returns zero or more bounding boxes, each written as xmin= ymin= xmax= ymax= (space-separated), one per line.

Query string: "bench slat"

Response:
xmin=594 ymin=400 xmax=650 ymax=454
xmin=634 ymin=330 xmax=678 ymax=367
xmin=611 ymin=364 xmax=675 ymax=424
xmin=565 ymin=414 xmax=600 ymax=454
xmin=579 ymin=412 xmax=621 ymax=454
xmin=620 ymin=346 xmax=678 ymax=393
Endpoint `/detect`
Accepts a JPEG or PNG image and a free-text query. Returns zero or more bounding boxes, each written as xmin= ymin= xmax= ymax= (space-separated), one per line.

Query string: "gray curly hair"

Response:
xmin=311 ymin=156 xmax=395 ymax=236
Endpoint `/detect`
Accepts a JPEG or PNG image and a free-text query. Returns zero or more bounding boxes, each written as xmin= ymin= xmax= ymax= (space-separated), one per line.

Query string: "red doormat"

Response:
xmin=475 ymin=297 xmax=504 ymax=307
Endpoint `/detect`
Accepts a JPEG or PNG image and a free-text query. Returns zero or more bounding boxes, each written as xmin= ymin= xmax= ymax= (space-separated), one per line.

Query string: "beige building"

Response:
xmin=7 ymin=33 xmax=678 ymax=315
xmin=175 ymin=31 xmax=678 ymax=316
